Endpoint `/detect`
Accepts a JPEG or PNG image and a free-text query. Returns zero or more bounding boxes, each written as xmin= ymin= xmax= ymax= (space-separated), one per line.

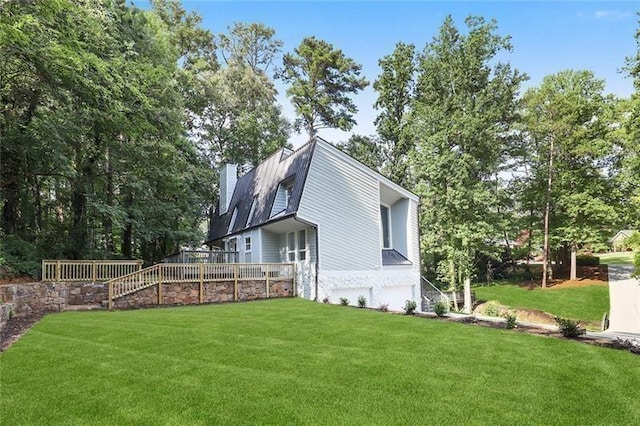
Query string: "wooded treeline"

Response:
xmin=1 ymin=1 xmax=638 ymax=284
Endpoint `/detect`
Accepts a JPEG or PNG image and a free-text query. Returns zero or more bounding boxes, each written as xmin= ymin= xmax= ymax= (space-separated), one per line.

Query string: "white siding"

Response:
xmin=390 ymin=198 xmax=409 ymax=258
xmin=261 ymin=230 xmax=282 ymax=263
xmin=297 ymin=142 xmax=380 ymax=271
xmin=409 ymin=199 xmax=420 ymax=268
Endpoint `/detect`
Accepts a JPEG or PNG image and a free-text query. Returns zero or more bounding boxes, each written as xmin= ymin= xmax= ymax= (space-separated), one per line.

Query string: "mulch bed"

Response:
xmin=1 ymin=311 xmax=46 ymax=352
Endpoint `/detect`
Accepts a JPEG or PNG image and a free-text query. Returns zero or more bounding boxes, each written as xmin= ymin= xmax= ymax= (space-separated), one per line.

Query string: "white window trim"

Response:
xmin=244 ymin=235 xmax=252 ymax=253
xmin=228 ymin=207 xmax=238 ymax=233
xmin=287 ymin=232 xmax=296 ymax=262
xmin=298 ymin=229 xmax=307 ymax=261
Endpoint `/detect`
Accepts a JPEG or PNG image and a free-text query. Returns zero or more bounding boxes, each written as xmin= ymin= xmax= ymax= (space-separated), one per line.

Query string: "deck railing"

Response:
xmin=42 ymin=260 xmax=143 ymax=282
xmin=106 ymin=263 xmax=295 ymax=310
xmin=163 ymin=250 xmax=239 ymax=264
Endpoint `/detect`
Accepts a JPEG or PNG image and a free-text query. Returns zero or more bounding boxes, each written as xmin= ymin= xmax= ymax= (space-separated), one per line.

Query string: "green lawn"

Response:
xmin=2 ymin=299 xmax=639 ymax=425
xmin=474 ymin=284 xmax=609 ymax=324
xmin=597 ymin=251 xmax=636 ymax=265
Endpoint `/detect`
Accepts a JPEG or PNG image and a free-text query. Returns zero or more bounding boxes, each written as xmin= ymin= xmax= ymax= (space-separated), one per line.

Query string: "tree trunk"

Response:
xmin=463 ymin=276 xmax=472 ymax=314
xmin=570 ymin=241 xmax=577 ymax=281
xmin=103 ymin=147 xmax=115 ymax=254
xmin=541 ymin=137 xmax=555 ymax=289
xmin=121 ymin=189 xmax=133 ymax=258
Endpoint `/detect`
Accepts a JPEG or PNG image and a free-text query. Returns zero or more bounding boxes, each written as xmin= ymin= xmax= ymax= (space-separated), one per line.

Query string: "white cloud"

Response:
xmin=579 ymin=10 xmax=633 ymax=21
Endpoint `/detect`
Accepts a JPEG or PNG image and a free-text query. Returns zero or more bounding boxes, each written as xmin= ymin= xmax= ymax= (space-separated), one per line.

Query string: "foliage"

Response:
xmin=378 ymin=303 xmax=389 ymax=312
xmin=336 ymin=134 xmax=387 ymax=172
xmin=483 ymin=301 xmax=502 ymax=317
xmin=408 ymin=16 xmax=527 ymax=292
xmin=504 ymin=312 xmax=518 ymax=329
xmin=357 ymin=295 xmax=367 ymax=308
xmin=3 ymin=299 xmax=640 ymax=425
xmin=339 ymin=297 xmax=350 ymax=306
xmin=0 ymin=0 xmax=216 ymax=270
xmin=373 ymin=42 xmax=416 ymax=186
xmin=280 ymin=36 xmax=369 ymax=139
xmin=434 ymin=301 xmax=449 ymax=317
xmin=518 ymin=70 xmax=617 ymax=285
xmin=322 ymin=296 xmax=330 ymax=304
xmin=403 ymin=299 xmax=417 ymax=315
xmin=555 ymin=317 xmax=586 ymax=339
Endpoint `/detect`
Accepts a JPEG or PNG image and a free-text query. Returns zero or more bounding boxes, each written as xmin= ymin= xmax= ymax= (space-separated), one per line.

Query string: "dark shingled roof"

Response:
xmin=382 ymin=249 xmax=412 ymax=266
xmin=207 ymin=141 xmax=316 ymax=243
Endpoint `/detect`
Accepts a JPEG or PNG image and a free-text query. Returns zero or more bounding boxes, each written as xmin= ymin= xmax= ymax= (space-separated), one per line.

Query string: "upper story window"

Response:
xmin=380 ymin=204 xmax=391 ymax=249
xmin=245 ymin=236 xmax=252 ymax=252
xmin=287 ymin=232 xmax=296 ymax=261
xmin=228 ymin=207 xmax=238 ymax=233
xmin=270 ymin=177 xmax=295 ymax=218
xmin=247 ymin=196 xmax=258 ymax=226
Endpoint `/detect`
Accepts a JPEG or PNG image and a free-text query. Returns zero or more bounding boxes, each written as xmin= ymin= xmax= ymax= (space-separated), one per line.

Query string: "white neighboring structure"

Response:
xmin=207 ymin=138 xmax=421 ymax=312
xmin=607 ymin=264 xmax=640 ymax=334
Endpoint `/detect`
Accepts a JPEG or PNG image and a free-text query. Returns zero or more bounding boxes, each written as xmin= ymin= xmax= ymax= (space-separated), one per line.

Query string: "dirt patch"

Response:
xmin=1 ymin=311 xmax=46 ymax=352
xmin=516 ymin=265 xmax=609 ymax=289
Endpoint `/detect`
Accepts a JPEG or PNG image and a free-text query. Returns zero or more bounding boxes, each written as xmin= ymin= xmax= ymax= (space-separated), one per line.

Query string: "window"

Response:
xmin=287 ymin=232 xmax=296 ymax=261
xmin=228 ymin=207 xmax=238 ymax=233
xmin=245 ymin=236 xmax=252 ymax=252
xmin=271 ymin=178 xmax=295 ymax=218
xmin=298 ymin=229 xmax=307 ymax=261
xmin=247 ymin=196 xmax=257 ymax=226
xmin=285 ymin=182 xmax=294 ymax=207
xmin=380 ymin=204 xmax=391 ymax=249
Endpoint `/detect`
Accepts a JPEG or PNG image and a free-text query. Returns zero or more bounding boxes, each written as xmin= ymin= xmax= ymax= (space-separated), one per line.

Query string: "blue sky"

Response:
xmin=138 ymin=1 xmax=638 ymax=146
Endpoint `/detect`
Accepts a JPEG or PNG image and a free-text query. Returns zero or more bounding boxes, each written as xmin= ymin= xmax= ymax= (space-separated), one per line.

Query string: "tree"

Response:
xmin=279 ymin=36 xmax=369 ymax=139
xmin=192 ymin=22 xmax=290 ymax=171
xmin=520 ymin=71 xmax=616 ymax=286
xmin=373 ymin=42 xmax=416 ymax=186
xmin=408 ymin=16 xmax=526 ymax=312
xmin=336 ymin=135 xmax=387 ymax=172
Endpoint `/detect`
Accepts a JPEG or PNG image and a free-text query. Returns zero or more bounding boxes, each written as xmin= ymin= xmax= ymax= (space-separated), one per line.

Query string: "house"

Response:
xmin=206 ymin=138 xmax=421 ymax=311
xmin=610 ymin=230 xmax=637 ymax=252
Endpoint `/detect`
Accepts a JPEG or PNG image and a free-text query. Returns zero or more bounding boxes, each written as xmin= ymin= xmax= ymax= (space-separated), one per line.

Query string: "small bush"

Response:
xmin=504 ymin=312 xmax=517 ymax=329
xmin=555 ymin=317 xmax=586 ymax=338
xmin=339 ymin=297 xmax=349 ymax=306
xmin=576 ymin=254 xmax=599 ymax=267
xmin=483 ymin=300 xmax=502 ymax=317
xmin=403 ymin=300 xmax=417 ymax=315
xmin=378 ymin=303 xmax=389 ymax=312
xmin=322 ymin=297 xmax=330 ymax=304
xmin=434 ymin=301 xmax=448 ymax=317
xmin=357 ymin=295 xmax=367 ymax=308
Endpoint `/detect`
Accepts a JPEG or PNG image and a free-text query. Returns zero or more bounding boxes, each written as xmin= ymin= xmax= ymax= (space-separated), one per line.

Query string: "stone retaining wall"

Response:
xmin=0 ymin=279 xmax=293 ymax=319
xmin=113 ymin=279 xmax=293 ymax=309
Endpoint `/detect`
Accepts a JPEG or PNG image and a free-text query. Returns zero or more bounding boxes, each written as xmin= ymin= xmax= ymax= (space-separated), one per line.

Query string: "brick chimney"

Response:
xmin=219 ymin=164 xmax=238 ymax=215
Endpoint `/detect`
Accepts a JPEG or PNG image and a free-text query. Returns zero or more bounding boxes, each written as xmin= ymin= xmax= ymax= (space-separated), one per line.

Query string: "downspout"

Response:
xmin=314 ymin=226 xmax=319 ymax=301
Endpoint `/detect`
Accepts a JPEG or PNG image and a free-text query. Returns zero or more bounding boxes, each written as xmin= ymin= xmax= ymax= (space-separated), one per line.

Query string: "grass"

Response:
xmin=474 ymin=284 xmax=609 ymax=324
xmin=597 ymin=251 xmax=636 ymax=265
xmin=2 ymin=299 xmax=639 ymax=424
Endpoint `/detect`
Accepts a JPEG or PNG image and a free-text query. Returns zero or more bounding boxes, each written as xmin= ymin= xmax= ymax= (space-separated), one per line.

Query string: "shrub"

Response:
xmin=403 ymin=300 xmax=417 ymax=315
xmin=504 ymin=312 xmax=517 ymax=329
xmin=322 ymin=297 xmax=330 ymax=304
xmin=339 ymin=297 xmax=349 ymax=306
xmin=357 ymin=295 xmax=367 ymax=308
xmin=576 ymin=254 xmax=599 ymax=267
xmin=378 ymin=303 xmax=389 ymax=312
xmin=483 ymin=300 xmax=502 ymax=317
xmin=555 ymin=317 xmax=586 ymax=338
xmin=433 ymin=301 xmax=448 ymax=317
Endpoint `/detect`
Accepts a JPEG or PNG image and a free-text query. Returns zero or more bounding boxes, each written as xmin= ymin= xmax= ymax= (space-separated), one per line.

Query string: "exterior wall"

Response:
xmin=298 ymin=141 xmax=381 ymax=271
xmin=390 ymin=198 xmax=409 ymax=258
xmin=0 ymin=282 xmax=108 ymax=317
xmin=408 ymin=199 xmax=420 ymax=266
xmin=317 ymin=268 xmax=420 ymax=312
xmin=112 ymin=280 xmax=293 ymax=310
xmin=261 ymin=230 xmax=282 ymax=262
